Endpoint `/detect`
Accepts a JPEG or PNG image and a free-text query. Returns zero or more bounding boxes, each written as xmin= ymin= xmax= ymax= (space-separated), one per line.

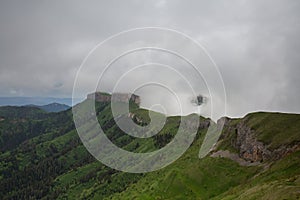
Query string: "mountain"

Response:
xmin=27 ymin=103 xmax=70 ymax=113
xmin=0 ymin=105 xmax=47 ymax=119
xmin=0 ymin=96 xmax=82 ymax=107
xmin=0 ymin=94 xmax=299 ymax=199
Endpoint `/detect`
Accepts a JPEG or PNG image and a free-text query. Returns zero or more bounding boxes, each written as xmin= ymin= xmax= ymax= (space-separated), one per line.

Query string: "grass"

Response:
xmin=245 ymin=112 xmax=300 ymax=149
xmin=213 ymin=150 xmax=300 ymax=199
xmin=216 ymin=118 xmax=240 ymax=153
xmin=107 ymin=129 xmax=260 ymax=200
xmin=1 ymin=101 xmax=300 ymax=200
xmin=48 ymin=110 xmax=300 ymax=200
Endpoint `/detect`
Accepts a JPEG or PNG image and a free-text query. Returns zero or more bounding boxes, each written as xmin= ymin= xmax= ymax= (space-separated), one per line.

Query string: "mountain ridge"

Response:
xmin=0 ymin=101 xmax=299 ymax=199
xmin=26 ymin=102 xmax=70 ymax=113
xmin=0 ymin=96 xmax=82 ymax=107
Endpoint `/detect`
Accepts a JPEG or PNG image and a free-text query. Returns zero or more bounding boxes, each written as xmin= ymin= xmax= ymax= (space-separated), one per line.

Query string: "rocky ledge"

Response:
xmin=212 ymin=115 xmax=300 ymax=165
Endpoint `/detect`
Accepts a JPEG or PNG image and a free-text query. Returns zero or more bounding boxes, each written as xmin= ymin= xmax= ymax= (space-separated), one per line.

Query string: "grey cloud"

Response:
xmin=0 ymin=0 xmax=299 ymax=119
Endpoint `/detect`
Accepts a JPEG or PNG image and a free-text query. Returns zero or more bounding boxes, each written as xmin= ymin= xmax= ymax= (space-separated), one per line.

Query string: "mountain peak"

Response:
xmin=87 ymin=92 xmax=141 ymax=106
xmin=27 ymin=102 xmax=70 ymax=112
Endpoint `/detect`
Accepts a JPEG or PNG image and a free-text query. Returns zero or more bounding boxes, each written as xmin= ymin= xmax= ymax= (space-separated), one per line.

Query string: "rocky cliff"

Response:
xmin=87 ymin=92 xmax=141 ymax=106
xmin=213 ymin=112 xmax=300 ymax=164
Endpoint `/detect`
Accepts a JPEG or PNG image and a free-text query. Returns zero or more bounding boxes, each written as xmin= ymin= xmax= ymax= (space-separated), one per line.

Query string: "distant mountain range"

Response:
xmin=0 ymin=96 xmax=82 ymax=107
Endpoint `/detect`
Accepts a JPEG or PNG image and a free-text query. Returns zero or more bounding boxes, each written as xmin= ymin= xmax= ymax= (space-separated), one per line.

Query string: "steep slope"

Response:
xmin=0 ymin=105 xmax=46 ymax=119
xmin=0 ymin=106 xmax=74 ymax=152
xmin=107 ymin=112 xmax=300 ymax=200
xmin=215 ymin=112 xmax=300 ymax=163
xmin=0 ymin=99 xmax=191 ymax=199
xmin=0 ymin=97 xmax=299 ymax=199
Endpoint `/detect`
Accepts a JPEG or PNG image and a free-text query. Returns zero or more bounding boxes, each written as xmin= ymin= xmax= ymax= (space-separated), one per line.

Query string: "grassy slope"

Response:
xmin=44 ymin=111 xmax=300 ymax=200
xmin=213 ymin=150 xmax=300 ymax=200
xmin=1 ymin=101 xmax=300 ymax=199
xmin=107 ymin=112 xmax=300 ymax=199
xmin=49 ymin=127 xmax=260 ymax=200
xmin=212 ymin=112 xmax=300 ymax=199
xmin=244 ymin=112 xmax=300 ymax=149
xmin=108 ymin=129 xmax=260 ymax=200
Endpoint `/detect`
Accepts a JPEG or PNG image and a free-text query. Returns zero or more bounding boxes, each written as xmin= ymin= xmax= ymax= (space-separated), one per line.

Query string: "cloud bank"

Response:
xmin=0 ymin=0 xmax=299 ymax=119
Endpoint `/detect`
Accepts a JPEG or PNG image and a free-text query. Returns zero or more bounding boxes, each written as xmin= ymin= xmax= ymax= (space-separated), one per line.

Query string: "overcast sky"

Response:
xmin=0 ymin=0 xmax=299 ymax=119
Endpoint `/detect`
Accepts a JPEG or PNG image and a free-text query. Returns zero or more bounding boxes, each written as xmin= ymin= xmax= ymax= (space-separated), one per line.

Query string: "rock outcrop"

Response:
xmin=87 ymin=92 xmax=141 ymax=106
xmin=234 ymin=120 xmax=272 ymax=162
xmin=215 ymin=116 xmax=300 ymax=164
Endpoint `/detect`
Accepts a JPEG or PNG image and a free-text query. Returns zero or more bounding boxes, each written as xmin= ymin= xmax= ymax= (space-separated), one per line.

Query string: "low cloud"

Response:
xmin=0 ymin=0 xmax=299 ymax=119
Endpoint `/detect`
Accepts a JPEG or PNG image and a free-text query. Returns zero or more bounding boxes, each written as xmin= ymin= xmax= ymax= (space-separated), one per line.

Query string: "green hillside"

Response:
xmin=0 ymin=99 xmax=299 ymax=199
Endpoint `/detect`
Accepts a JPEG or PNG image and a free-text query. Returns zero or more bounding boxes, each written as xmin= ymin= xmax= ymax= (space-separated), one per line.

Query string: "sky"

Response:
xmin=0 ymin=0 xmax=299 ymax=119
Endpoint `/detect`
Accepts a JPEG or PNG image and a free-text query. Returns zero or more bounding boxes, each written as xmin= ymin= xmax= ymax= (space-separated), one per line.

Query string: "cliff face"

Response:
xmin=220 ymin=118 xmax=271 ymax=162
xmin=215 ymin=113 xmax=300 ymax=164
xmin=87 ymin=92 xmax=141 ymax=106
